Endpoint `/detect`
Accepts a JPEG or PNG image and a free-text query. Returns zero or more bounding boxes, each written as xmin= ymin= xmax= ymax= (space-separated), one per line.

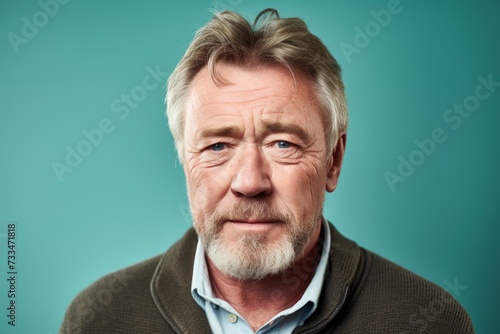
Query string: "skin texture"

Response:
xmin=183 ymin=63 xmax=346 ymax=330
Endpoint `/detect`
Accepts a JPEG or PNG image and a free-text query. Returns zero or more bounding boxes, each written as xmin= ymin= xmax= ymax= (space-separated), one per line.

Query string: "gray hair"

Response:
xmin=165 ymin=8 xmax=347 ymax=162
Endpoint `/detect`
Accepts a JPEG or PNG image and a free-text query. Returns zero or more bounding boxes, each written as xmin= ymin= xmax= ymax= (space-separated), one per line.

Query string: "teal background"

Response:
xmin=1 ymin=0 xmax=499 ymax=332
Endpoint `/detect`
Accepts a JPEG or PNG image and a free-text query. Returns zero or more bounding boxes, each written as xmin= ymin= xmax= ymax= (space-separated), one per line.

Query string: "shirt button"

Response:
xmin=228 ymin=313 xmax=238 ymax=323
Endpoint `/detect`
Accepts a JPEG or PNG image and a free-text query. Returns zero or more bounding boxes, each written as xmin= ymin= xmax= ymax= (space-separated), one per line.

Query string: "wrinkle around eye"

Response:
xmin=198 ymin=143 xmax=232 ymax=166
xmin=267 ymin=141 xmax=303 ymax=162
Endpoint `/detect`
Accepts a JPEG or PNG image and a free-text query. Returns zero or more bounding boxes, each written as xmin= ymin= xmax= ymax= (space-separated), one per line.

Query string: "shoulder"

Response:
xmin=323 ymin=223 xmax=474 ymax=333
xmin=59 ymin=228 xmax=199 ymax=334
xmin=59 ymin=256 xmax=165 ymax=333
xmin=352 ymin=249 xmax=474 ymax=333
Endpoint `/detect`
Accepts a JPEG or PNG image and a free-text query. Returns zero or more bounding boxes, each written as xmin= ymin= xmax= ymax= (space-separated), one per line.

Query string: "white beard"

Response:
xmin=205 ymin=231 xmax=296 ymax=281
xmin=192 ymin=200 xmax=322 ymax=281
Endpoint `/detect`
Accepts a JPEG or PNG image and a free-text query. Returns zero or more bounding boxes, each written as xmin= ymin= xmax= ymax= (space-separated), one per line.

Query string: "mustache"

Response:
xmin=210 ymin=201 xmax=292 ymax=225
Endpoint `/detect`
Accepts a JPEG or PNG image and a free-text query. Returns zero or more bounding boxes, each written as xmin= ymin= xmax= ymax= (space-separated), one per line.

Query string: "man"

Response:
xmin=60 ymin=9 xmax=474 ymax=333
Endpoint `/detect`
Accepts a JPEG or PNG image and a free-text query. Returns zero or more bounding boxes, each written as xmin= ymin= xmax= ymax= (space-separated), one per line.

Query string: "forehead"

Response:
xmin=186 ymin=64 xmax=321 ymax=121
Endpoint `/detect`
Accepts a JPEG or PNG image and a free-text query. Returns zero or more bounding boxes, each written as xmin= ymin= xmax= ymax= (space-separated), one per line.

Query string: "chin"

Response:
xmin=206 ymin=233 xmax=297 ymax=281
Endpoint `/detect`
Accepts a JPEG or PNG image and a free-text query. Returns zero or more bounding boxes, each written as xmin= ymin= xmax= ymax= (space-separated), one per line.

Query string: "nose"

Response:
xmin=230 ymin=145 xmax=272 ymax=198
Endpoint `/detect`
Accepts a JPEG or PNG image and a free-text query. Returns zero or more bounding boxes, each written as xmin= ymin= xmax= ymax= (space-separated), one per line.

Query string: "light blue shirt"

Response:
xmin=191 ymin=219 xmax=331 ymax=334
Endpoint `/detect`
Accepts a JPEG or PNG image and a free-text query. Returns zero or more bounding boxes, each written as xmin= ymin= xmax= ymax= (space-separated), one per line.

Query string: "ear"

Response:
xmin=326 ymin=133 xmax=346 ymax=192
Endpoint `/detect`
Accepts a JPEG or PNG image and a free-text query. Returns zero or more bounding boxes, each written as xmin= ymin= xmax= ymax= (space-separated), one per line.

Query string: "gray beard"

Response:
xmin=193 ymin=200 xmax=322 ymax=281
xmin=206 ymin=231 xmax=297 ymax=281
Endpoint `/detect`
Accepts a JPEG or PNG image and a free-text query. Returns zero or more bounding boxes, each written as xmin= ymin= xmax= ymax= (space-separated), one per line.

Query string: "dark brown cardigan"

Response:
xmin=60 ymin=223 xmax=474 ymax=333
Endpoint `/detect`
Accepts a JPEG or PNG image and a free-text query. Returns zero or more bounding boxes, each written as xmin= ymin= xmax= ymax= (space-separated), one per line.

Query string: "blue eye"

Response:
xmin=277 ymin=141 xmax=291 ymax=149
xmin=211 ymin=143 xmax=225 ymax=151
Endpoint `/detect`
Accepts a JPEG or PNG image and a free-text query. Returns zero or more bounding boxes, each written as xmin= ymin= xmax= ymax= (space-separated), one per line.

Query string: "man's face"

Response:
xmin=183 ymin=64 xmax=341 ymax=281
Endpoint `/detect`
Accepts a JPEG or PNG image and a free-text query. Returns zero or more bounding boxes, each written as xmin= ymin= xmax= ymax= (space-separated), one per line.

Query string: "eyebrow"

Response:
xmin=261 ymin=121 xmax=311 ymax=143
xmin=196 ymin=121 xmax=310 ymax=143
xmin=198 ymin=126 xmax=241 ymax=139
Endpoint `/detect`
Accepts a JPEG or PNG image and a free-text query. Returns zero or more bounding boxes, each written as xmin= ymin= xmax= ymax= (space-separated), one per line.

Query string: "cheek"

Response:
xmin=186 ymin=166 xmax=231 ymax=213
xmin=273 ymin=163 xmax=326 ymax=212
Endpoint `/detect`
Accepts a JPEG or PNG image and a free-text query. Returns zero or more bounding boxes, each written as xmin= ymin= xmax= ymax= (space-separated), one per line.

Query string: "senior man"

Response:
xmin=60 ymin=9 xmax=474 ymax=333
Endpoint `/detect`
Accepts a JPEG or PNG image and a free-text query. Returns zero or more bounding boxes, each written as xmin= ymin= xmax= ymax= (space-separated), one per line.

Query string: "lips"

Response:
xmin=224 ymin=220 xmax=285 ymax=233
xmin=229 ymin=219 xmax=278 ymax=224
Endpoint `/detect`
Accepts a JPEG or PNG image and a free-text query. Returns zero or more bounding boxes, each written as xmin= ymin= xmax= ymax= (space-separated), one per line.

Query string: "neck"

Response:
xmin=207 ymin=223 xmax=323 ymax=331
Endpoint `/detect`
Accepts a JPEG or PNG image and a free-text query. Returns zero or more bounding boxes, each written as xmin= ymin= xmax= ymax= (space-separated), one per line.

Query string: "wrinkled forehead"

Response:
xmin=192 ymin=64 xmax=295 ymax=100
xmin=186 ymin=64 xmax=321 ymax=118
